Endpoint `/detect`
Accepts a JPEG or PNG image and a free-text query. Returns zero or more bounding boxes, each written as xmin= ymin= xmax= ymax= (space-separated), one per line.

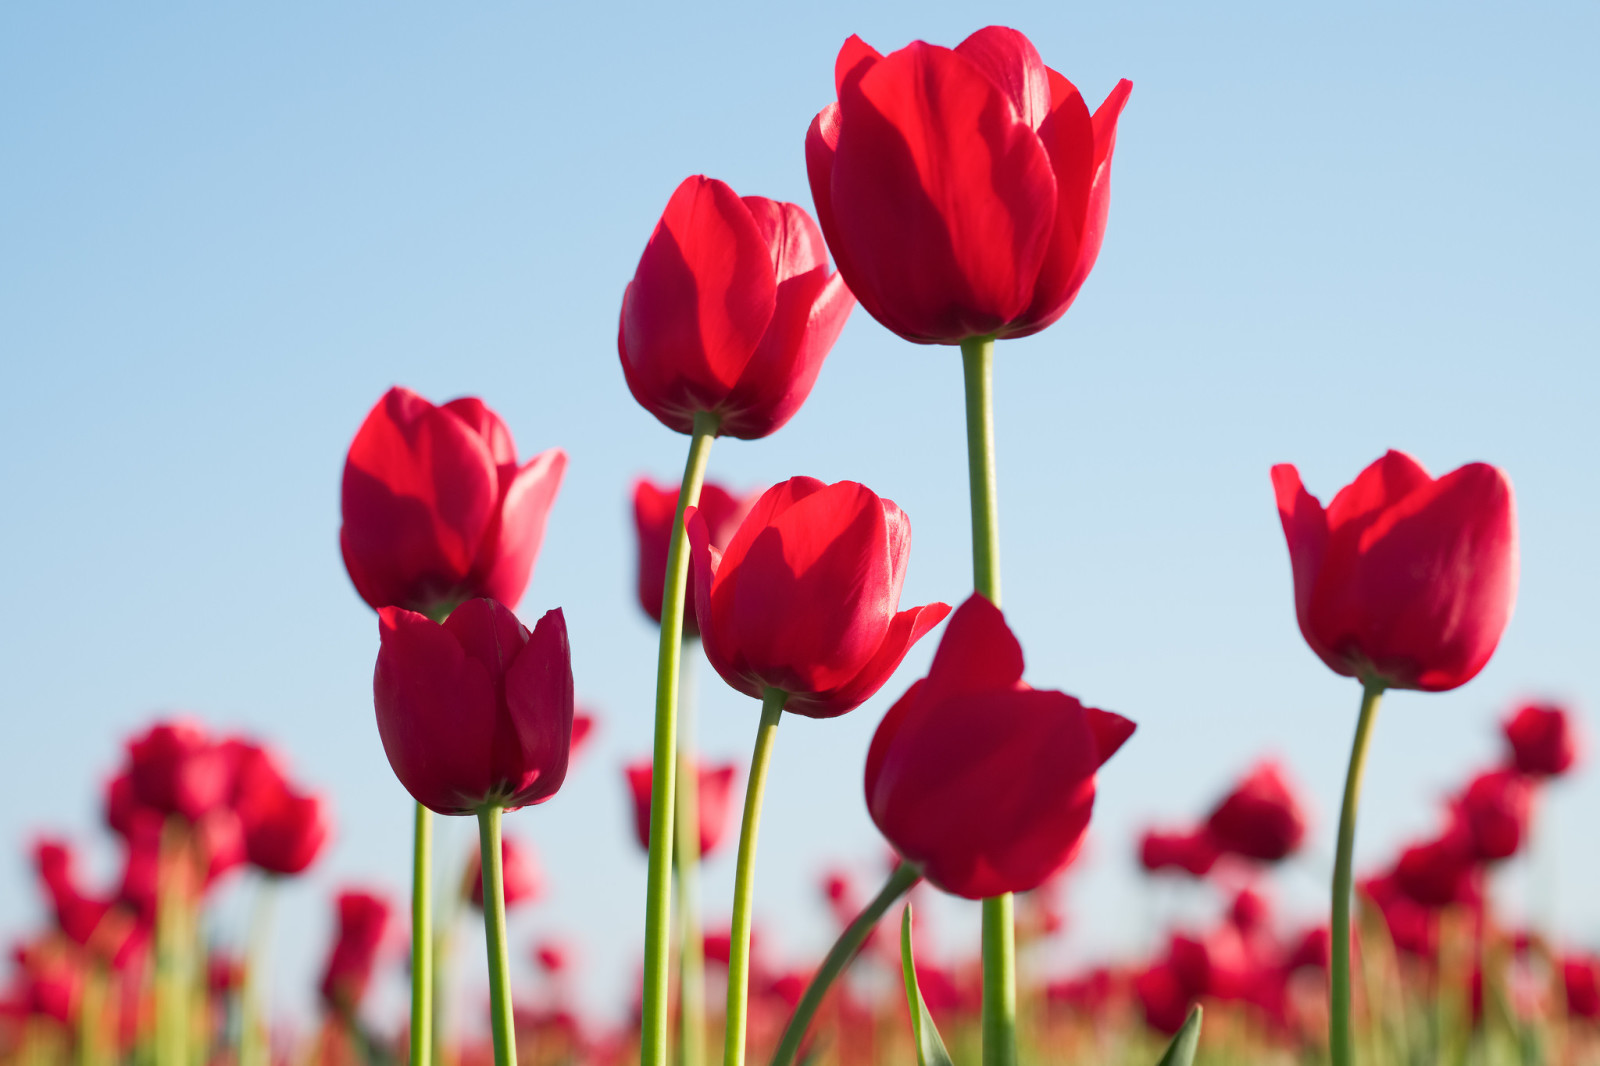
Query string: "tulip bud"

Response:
xmin=374 ymin=599 xmax=574 ymax=815
xmin=865 ymin=595 xmax=1134 ymax=898
xmin=341 ymin=387 xmax=566 ymax=618
xmin=619 ymin=177 xmax=854 ymax=439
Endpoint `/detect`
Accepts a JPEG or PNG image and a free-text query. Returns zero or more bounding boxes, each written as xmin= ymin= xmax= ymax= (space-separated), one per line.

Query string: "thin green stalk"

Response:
xmin=76 ymin=963 xmax=107 ymax=1066
xmin=1331 ymin=680 xmax=1385 ymax=1066
xmin=431 ymin=880 xmax=462 ymax=1066
xmin=641 ymin=410 xmax=719 ymax=1066
xmin=476 ymin=806 xmax=517 ymax=1066
xmin=675 ymin=639 xmax=706 ymax=1066
xmin=411 ymin=803 xmax=433 ymax=1066
xmin=154 ymin=819 xmax=191 ymax=1066
xmin=770 ymin=863 xmax=922 ymax=1066
xmin=962 ymin=334 xmax=1013 ymax=1066
xmin=723 ymin=688 xmax=787 ymax=1066
xmin=238 ymin=877 xmax=277 ymax=1066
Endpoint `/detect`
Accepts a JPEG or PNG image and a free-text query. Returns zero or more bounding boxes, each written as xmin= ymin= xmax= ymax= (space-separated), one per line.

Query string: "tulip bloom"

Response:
xmin=806 ymin=27 xmax=1130 ymax=344
xmin=126 ymin=720 xmax=231 ymax=822
xmin=1138 ymin=827 xmax=1220 ymax=877
xmin=1502 ymin=702 xmax=1578 ymax=778
xmin=633 ymin=478 xmax=755 ymax=630
xmin=1456 ymin=769 xmax=1531 ymax=862
xmin=1205 ymin=761 xmax=1308 ymax=863
xmin=625 ymin=759 xmax=739 ymax=858
xmin=865 ymin=595 xmax=1135 ymax=899
xmin=467 ymin=836 xmax=541 ymax=910
xmin=687 ymin=477 xmax=949 ymax=717
xmin=618 ymin=176 xmax=854 ymax=440
xmin=319 ymin=890 xmax=393 ymax=1015
xmin=373 ymin=598 xmax=574 ymax=815
xmin=341 ymin=387 xmax=567 ymax=618
xmin=1272 ymin=450 xmax=1518 ymax=692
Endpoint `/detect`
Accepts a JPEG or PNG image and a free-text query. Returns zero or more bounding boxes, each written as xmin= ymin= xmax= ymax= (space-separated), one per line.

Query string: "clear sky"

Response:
xmin=2 ymin=0 xmax=1596 ymax=1034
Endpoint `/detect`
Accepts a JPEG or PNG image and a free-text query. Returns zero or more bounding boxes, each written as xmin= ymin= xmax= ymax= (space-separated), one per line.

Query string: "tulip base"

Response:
xmin=1331 ymin=680 xmax=1385 ymax=1066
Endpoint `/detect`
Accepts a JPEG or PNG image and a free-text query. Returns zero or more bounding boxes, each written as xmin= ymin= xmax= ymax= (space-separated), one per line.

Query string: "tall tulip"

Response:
xmin=687 ymin=476 xmax=947 ymax=1066
xmin=375 ymin=597 xmax=574 ymax=1066
xmin=619 ymin=175 xmax=854 ymax=1066
xmin=1272 ymin=449 xmax=1517 ymax=1066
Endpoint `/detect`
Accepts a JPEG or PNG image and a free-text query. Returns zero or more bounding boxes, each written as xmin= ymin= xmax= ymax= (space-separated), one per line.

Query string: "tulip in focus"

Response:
xmin=1502 ymin=702 xmax=1579 ymax=778
xmin=1205 ymin=760 xmax=1308 ymax=863
xmin=633 ymin=478 xmax=756 ymax=630
xmin=687 ymin=476 xmax=950 ymax=717
xmin=619 ymin=177 xmax=854 ymax=439
xmin=806 ymin=26 xmax=1130 ymax=344
xmin=374 ymin=598 xmax=575 ymax=815
xmin=625 ymin=759 xmax=739 ymax=858
xmin=865 ymin=594 xmax=1135 ymax=898
xmin=341 ymin=387 xmax=567 ymax=619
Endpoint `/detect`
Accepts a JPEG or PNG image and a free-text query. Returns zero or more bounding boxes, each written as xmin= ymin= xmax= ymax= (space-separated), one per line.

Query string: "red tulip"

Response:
xmin=865 ymin=595 xmax=1134 ymax=898
xmin=1285 ymin=926 xmax=1331 ymax=972
xmin=341 ymin=387 xmax=567 ymax=617
xmin=1134 ymin=961 xmax=1191 ymax=1036
xmin=1502 ymin=702 xmax=1579 ymax=778
xmin=806 ymin=27 xmax=1131 ymax=344
xmin=687 ymin=477 xmax=949 ymax=717
xmin=1228 ymin=887 xmax=1272 ymax=938
xmin=1564 ymin=953 xmax=1600 ymax=1020
xmin=1205 ymin=760 xmax=1308 ymax=863
xmin=1138 ymin=827 xmax=1220 ymax=877
xmin=34 ymin=840 xmax=112 ymax=949
xmin=533 ymin=939 xmax=570 ymax=976
xmin=632 ymin=478 xmax=755 ymax=630
xmin=624 ymin=759 xmax=739 ymax=858
xmin=1360 ymin=874 xmax=1437 ymax=956
xmin=1456 ymin=769 xmax=1531 ymax=862
xmin=618 ymin=176 xmax=854 ymax=439
xmin=374 ymin=598 xmax=574 ymax=815
xmin=244 ymin=790 xmax=330 ymax=876
xmin=570 ymin=711 xmax=597 ymax=761
xmin=467 ymin=835 xmax=542 ymax=910
xmin=1392 ymin=825 xmax=1481 ymax=909
xmin=125 ymin=720 xmax=230 ymax=821
xmin=1271 ymin=450 xmax=1518 ymax=691
xmin=318 ymin=889 xmax=393 ymax=1014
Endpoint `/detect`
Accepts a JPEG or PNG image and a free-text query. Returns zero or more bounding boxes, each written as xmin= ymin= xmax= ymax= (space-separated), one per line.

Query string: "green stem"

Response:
xmin=676 ymin=638 xmax=706 ymax=1066
xmin=641 ymin=410 xmax=718 ymax=1066
xmin=476 ymin=806 xmax=517 ymax=1066
xmin=769 ymin=863 xmax=922 ymax=1066
xmin=1331 ymin=680 xmax=1385 ymax=1066
xmin=411 ymin=803 xmax=433 ymax=1066
xmin=723 ymin=688 xmax=787 ymax=1066
xmin=239 ymin=877 xmax=277 ymax=1066
xmin=962 ymin=335 xmax=1013 ymax=1066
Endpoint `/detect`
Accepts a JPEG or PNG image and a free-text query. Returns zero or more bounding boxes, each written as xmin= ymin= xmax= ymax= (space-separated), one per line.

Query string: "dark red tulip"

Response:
xmin=467 ymin=835 xmax=542 ymax=910
xmin=1138 ymin=827 xmax=1220 ymax=877
xmin=34 ymin=840 xmax=112 ymax=949
xmin=618 ymin=176 xmax=854 ymax=439
xmin=688 ymin=477 xmax=949 ymax=717
xmin=318 ymin=889 xmax=393 ymax=1014
xmin=126 ymin=720 xmax=231 ymax=821
xmin=806 ymin=27 xmax=1131 ymax=344
xmin=116 ymin=811 xmax=162 ymax=925
xmin=624 ymin=759 xmax=739 ymax=858
xmin=1228 ymin=887 xmax=1272 ymax=938
xmin=632 ymin=478 xmax=756 ymax=631
xmin=1564 ymin=953 xmax=1600 ymax=1020
xmin=1456 ymin=769 xmax=1531 ymax=862
xmin=1134 ymin=961 xmax=1191 ymax=1036
xmin=1360 ymin=874 xmax=1437 ymax=957
xmin=1502 ymin=702 xmax=1579 ymax=778
xmin=104 ymin=772 xmax=144 ymax=838
xmin=374 ymin=598 xmax=574 ymax=815
xmin=341 ymin=387 xmax=567 ymax=617
xmin=1205 ymin=760 xmax=1308 ymax=863
xmin=244 ymin=790 xmax=331 ymax=876
xmin=1285 ymin=926 xmax=1331 ymax=972
xmin=533 ymin=939 xmax=570 ymax=976
xmin=865 ymin=595 xmax=1135 ymax=899
xmin=1392 ymin=825 xmax=1481 ymax=909
xmin=1272 ymin=450 xmax=1518 ymax=692
xmin=197 ymin=808 xmax=246 ymax=885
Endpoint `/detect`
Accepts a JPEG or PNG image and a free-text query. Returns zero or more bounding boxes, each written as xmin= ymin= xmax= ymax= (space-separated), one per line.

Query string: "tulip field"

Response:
xmin=3 ymin=11 xmax=1596 ymax=1066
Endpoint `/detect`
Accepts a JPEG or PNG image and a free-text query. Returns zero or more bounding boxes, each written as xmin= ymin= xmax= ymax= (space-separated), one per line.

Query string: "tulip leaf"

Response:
xmin=1154 ymin=1004 xmax=1203 ymax=1066
xmin=899 ymin=905 xmax=956 ymax=1066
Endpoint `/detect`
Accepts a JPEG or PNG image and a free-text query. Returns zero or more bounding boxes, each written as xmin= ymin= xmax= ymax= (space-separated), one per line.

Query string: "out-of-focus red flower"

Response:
xmin=318 ymin=889 xmax=392 ymax=1015
xmin=1229 ymin=887 xmax=1273 ymax=938
xmin=208 ymin=953 xmax=243 ymax=994
xmin=1134 ymin=960 xmax=1191 ymax=1036
xmin=1272 ymin=451 xmax=1518 ymax=692
xmin=1285 ymin=925 xmax=1331 ymax=971
xmin=197 ymin=808 xmax=246 ymax=885
xmin=1138 ymin=827 xmax=1220 ymax=877
xmin=1361 ymin=874 xmax=1438 ymax=957
xmin=104 ymin=772 xmax=144 ymax=838
xmin=806 ymin=27 xmax=1131 ymax=344
xmin=1457 ymin=769 xmax=1531 ymax=862
xmin=126 ymin=720 xmax=231 ymax=821
xmin=1502 ymin=702 xmax=1579 ymax=778
xmin=341 ymin=387 xmax=567 ymax=617
xmin=243 ymin=789 xmax=330 ymax=876
xmin=1392 ymin=826 xmax=1481 ymax=909
xmin=116 ymin=812 xmax=162 ymax=926
xmin=467 ymin=835 xmax=542 ymax=911
xmin=533 ymin=939 xmax=570 ymax=976
xmin=10 ymin=941 xmax=83 ymax=1025
xmin=866 ymin=595 xmax=1135 ymax=899
xmin=1168 ymin=930 xmax=1255 ymax=1001
xmin=1564 ymin=953 xmax=1600 ymax=1020
xmin=618 ymin=176 xmax=854 ymax=440
xmin=624 ymin=759 xmax=739 ymax=859
xmin=34 ymin=840 xmax=111 ymax=948
xmin=1046 ymin=967 xmax=1122 ymax=1014
xmin=374 ymin=599 xmax=574 ymax=815
xmin=1205 ymin=760 xmax=1308 ymax=863
xmin=633 ymin=479 xmax=755 ymax=632
xmin=688 ymin=477 xmax=949 ymax=718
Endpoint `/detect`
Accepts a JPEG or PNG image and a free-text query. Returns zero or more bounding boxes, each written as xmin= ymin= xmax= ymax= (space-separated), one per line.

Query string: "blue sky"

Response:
xmin=2 ymin=0 xmax=1596 ymax=1031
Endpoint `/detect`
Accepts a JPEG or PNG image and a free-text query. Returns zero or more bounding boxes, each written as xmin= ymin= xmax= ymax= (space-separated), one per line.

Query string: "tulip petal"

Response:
xmin=832 ymin=41 xmax=1058 ymax=342
xmin=503 ymin=607 xmax=575 ymax=808
xmin=374 ymin=607 xmax=500 ymax=813
xmin=954 ymin=26 xmax=1052 ymax=131
xmin=1085 ymin=706 xmax=1136 ymax=766
xmin=471 ymin=447 xmax=567 ymax=609
xmin=440 ymin=397 xmax=517 ymax=470
xmin=1324 ymin=450 xmax=1434 ymax=536
xmin=834 ymin=34 xmax=883 ymax=95
xmin=789 ymin=601 xmax=952 ymax=719
xmin=1271 ymin=463 xmax=1339 ymax=674
xmin=925 ymin=594 xmax=1025 ymax=699
xmin=742 ymin=197 xmax=829 ymax=284
xmin=688 ymin=506 xmax=755 ymax=699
